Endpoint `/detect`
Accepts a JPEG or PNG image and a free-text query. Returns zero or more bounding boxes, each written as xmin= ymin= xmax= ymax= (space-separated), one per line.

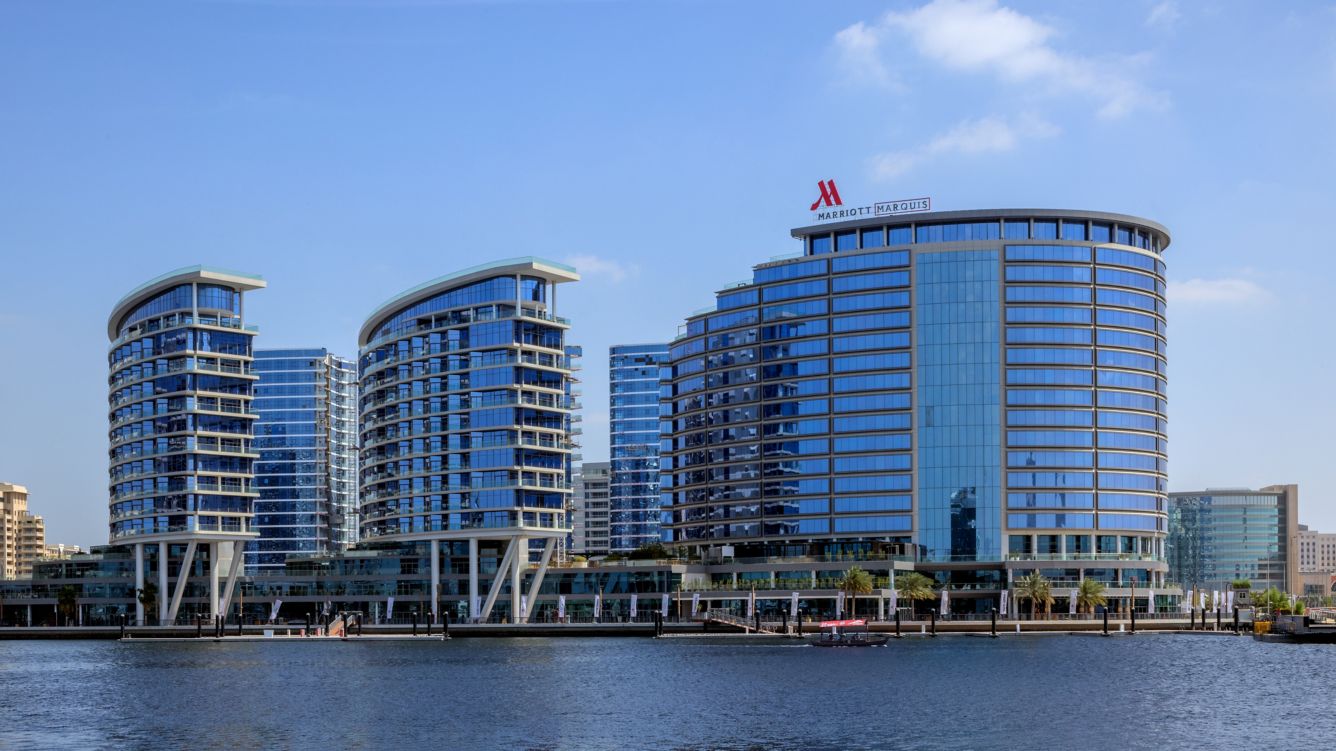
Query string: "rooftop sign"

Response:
xmin=808 ymin=179 xmax=931 ymax=222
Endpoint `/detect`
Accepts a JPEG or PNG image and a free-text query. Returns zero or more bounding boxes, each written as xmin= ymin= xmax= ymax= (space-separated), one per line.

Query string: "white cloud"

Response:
xmin=846 ymin=0 xmax=1165 ymax=119
xmin=1146 ymin=1 xmax=1181 ymax=29
xmin=871 ymin=114 xmax=1058 ymax=179
xmin=833 ymin=21 xmax=901 ymax=90
xmin=563 ymin=254 xmax=637 ymax=284
xmin=1167 ymin=278 xmax=1271 ymax=305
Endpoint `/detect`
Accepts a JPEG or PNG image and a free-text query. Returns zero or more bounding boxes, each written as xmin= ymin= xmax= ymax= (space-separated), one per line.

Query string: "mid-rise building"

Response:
xmin=1 ymin=483 xmax=46 ymax=578
xmin=609 ymin=344 xmax=669 ymax=552
xmin=247 ymin=348 xmax=358 ymax=574
xmin=107 ymin=266 xmax=266 ymax=624
xmin=572 ymin=461 xmax=610 ymax=556
xmin=662 ymin=209 xmax=1171 ymax=612
xmin=43 ymin=543 xmax=83 ymax=560
xmin=1298 ymin=524 xmax=1336 ymax=573
xmin=1167 ymin=485 xmax=1300 ymax=594
xmin=358 ymin=258 xmax=579 ymax=622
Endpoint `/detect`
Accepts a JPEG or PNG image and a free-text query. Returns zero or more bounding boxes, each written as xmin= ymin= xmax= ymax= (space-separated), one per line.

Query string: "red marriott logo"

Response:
xmin=809 ymin=179 xmax=843 ymax=211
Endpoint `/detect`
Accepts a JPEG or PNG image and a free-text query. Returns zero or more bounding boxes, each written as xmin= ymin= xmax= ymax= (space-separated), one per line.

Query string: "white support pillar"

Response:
xmin=430 ymin=539 xmax=440 ymax=624
xmin=523 ymin=538 xmax=557 ymax=621
xmin=166 ymin=540 xmax=197 ymax=624
xmin=219 ymin=540 xmax=246 ymax=619
xmin=468 ymin=538 xmax=479 ymax=622
xmin=157 ymin=541 xmax=168 ymax=625
xmin=480 ymin=540 xmax=517 ymax=622
xmin=134 ymin=543 xmax=145 ymax=626
xmin=510 ymin=536 xmax=526 ymax=624
xmin=209 ymin=542 xmax=221 ymax=620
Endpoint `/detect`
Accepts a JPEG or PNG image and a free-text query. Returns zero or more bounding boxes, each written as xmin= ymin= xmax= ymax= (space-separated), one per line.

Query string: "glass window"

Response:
xmin=831 ymin=271 xmax=909 ymax=293
xmin=1090 ymin=223 xmax=1111 ymax=243
xmin=836 ymin=231 xmax=858 ymax=251
xmin=762 ymin=298 xmax=827 ymax=322
xmin=887 ymin=226 xmax=912 ymax=245
xmin=1033 ymin=220 xmax=1058 ymax=239
xmin=834 ymin=352 xmax=911 ymax=372
xmin=1005 ymin=266 xmax=1092 ymax=284
xmin=860 ymin=227 xmax=885 ymax=248
xmin=762 ymin=279 xmax=828 ymax=302
xmin=832 ymin=250 xmax=909 ymax=273
xmin=810 ymin=234 xmax=832 ymax=254
xmin=832 ymin=291 xmax=911 ymax=312
xmin=833 ymin=312 xmax=910 ymax=332
xmin=833 ymin=332 xmax=910 ymax=353
xmin=755 ymin=259 xmax=827 ymax=284
xmin=1004 ymin=220 xmax=1030 ymax=240
xmin=1060 ymin=221 xmax=1087 ymax=241
xmin=1006 ymin=286 xmax=1092 ymax=304
xmin=1005 ymin=245 xmax=1092 ymax=263
xmin=717 ymin=288 xmax=758 ymax=310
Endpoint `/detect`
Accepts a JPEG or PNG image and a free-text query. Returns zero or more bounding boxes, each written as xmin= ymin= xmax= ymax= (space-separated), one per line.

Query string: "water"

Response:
xmin=1 ymin=634 xmax=1331 ymax=750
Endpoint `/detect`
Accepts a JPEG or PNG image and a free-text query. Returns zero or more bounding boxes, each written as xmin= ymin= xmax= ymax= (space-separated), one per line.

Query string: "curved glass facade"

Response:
xmin=662 ymin=210 xmax=1169 ymax=587
xmin=357 ymin=261 xmax=578 ymax=541
xmin=107 ymin=269 xmax=265 ymax=542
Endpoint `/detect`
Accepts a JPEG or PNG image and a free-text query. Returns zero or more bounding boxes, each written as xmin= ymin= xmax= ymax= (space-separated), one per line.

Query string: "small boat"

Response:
xmin=810 ymin=619 xmax=889 ymax=647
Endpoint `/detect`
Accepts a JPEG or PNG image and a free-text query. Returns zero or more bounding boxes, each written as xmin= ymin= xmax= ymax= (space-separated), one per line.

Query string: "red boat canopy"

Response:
xmin=819 ymin=619 xmax=866 ymax=628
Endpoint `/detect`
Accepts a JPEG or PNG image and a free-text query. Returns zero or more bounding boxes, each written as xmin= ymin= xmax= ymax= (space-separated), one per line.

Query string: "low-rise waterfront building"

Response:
xmin=572 ymin=462 xmax=610 ymax=557
xmin=1167 ymin=485 xmax=1300 ymax=594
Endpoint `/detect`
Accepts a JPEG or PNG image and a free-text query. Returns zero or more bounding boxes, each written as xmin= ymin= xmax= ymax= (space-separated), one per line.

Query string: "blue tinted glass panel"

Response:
xmin=810 ymin=235 xmax=832 ymax=254
xmin=836 ymin=231 xmax=858 ymax=251
xmin=861 ymin=228 xmax=885 ymax=248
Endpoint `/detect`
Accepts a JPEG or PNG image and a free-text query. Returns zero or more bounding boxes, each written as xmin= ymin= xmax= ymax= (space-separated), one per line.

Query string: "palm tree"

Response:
xmin=56 ymin=585 xmax=78 ymax=627
xmin=895 ymin=572 xmax=936 ymax=618
xmin=1015 ymin=572 xmax=1054 ymax=619
xmin=839 ymin=566 xmax=874 ymax=619
xmin=1076 ymin=578 xmax=1106 ymax=615
xmin=137 ymin=581 xmax=159 ymax=626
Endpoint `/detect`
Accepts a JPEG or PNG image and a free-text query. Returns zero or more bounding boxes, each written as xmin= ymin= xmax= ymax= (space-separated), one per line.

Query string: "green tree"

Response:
xmin=137 ymin=581 xmax=159 ymax=625
xmin=839 ymin=566 xmax=874 ymax=619
xmin=895 ymin=572 xmax=936 ymax=617
xmin=56 ymin=585 xmax=78 ymax=627
xmin=1076 ymin=578 xmax=1107 ymax=615
xmin=627 ymin=542 xmax=670 ymax=560
xmin=1016 ymin=572 xmax=1054 ymax=619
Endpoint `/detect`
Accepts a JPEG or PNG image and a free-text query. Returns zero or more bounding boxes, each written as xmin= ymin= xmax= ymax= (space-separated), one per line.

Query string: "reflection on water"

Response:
xmin=0 ymin=635 xmax=1330 ymax=750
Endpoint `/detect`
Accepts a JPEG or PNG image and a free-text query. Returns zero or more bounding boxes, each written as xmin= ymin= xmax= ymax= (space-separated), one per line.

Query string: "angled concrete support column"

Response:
xmin=219 ymin=540 xmax=246 ymax=620
xmin=523 ymin=538 xmax=557 ymax=622
xmin=165 ymin=541 xmax=198 ymax=625
xmin=209 ymin=542 xmax=221 ymax=619
xmin=480 ymin=540 xmax=516 ymax=622
xmin=134 ymin=543 xmax=145 ymax=626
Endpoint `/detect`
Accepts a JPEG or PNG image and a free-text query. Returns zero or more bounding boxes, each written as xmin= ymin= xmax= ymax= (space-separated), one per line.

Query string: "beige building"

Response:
xmin=1 ymin=483 xmax=47 ymax=579
xmin=572 ymin=462 xmax=611 ymax=557
xmin=1298 ymin=524 xmax=1336 ymax=596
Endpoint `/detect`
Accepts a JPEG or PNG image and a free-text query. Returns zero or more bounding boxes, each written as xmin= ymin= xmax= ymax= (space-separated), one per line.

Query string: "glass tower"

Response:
xmin=107 ymin=266 xmax=266 ymax=624
xmin=357 ymin=257 xmax=580 ymax=623
xmin=248 ymin=348 xmax=357 ymax=574
xmin=609 ymin=344 xmax=670 ymax=552
xmin=661 ymin=210 xmax=1170 ymax=609
xmin=1167 ymin=485 xmax=1299 ymax=594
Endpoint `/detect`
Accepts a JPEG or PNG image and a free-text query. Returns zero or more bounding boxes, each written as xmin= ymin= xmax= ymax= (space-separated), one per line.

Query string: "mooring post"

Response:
xmin=443 ymin=610 xmax=450 ymax=638
xmin=930 ymin=608 xmax=936 ymax=637
xmin=894 ymin=609 xmax=900 ymax=638
xmin=991 ymin=608 xmax=997 ymax=638
xmin=1102 ymin=608 xmax=1109 ymax=636
xmin=1233 ymin=607 xmax=1239 ymax=635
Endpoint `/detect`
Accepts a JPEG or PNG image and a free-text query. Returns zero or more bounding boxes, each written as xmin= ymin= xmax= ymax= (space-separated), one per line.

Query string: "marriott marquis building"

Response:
xmin=661 ymin=209 xmax=1170 ymax=612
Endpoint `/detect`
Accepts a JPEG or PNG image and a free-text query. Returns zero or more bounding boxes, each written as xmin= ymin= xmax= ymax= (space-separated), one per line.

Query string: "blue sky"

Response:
xmin=2 ymin=0 xmax=1334 ymax=547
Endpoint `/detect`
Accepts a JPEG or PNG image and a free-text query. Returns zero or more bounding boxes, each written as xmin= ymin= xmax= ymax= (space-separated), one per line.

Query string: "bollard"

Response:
xmin=237 ymin=616 xmax=242 ymax=637
xmin=1216 ymin=608 xmax=1221 ymax=631
xmin=930 ymin=609 xmax=936 ymax=637
xmin=412 ymin=612 xmax=418 ymax=637
xmin=357 ymin=615 xmax=363 ymax=637
xmin=1233 ymin=607 xmax=1239 ymax=635
xmin=1190 ymin=608 xmax=1195 ymax=630
xmin=1102 ymin=608 xmax=1109 ymax=636
xmin=304 ymin=614 xmax=311 ymax=636
xmin=991 ymin=608 xmax=997 ymax=638
xmin=443 ymin=611 xmax=451 ymax=638
xmin=196 ymin=615 xmax=202 ymax=639
xmin=894 ymin=609 xmax=900 ymax=638
xmin=1130 ymin=603 xmax=1136 ymax=634
xmin=120 ymin=614 xmax=126 ymax=640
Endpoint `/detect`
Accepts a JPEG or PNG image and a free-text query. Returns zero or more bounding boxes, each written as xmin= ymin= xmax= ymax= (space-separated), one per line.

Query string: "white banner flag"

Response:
xmin=521 ymin=595 xmax=528 ymax=620
xmin=1213 ymin=590 xmax=1221 ymax=611
xmin=691 ymin=592 xmax=700 ymax=615
xmin=1069 ymin=589 xmax=1077 ymax=615
xmin=1183 ymin=590 xmax=1193 ymax=613
xmin=790 ymin=591 xmax=799 ymax=619
xmin=1226 ymin=590 xmax=1234 ymax=612
xmin=940 ymin=588 xmax=949 ymax=615
xmin=889 ymin=586 xmax=899 ymax=614
xmin=1145 ymin=590 xmax=1154 ymax=614
xmin=386 ymin=596 xmax=395 ymax=620
xmin=269 ymin=598 xmax=283 ymax=622
xmin=746 ymin=591 xmax=755 ymax=619
xmin=835 ymin=591 xmax=844 ymax=618
xmin=558 ymin=595 xmax=566 ymax=619
xmin=471 ymin=595 xmax=481 ymax=621
xmin=594 ymin=593 xmax=602 ymax=622
xmin=1200 ymin=590 xmax=1207 ymax=609
xmin=999 ymin=591 xmax=1009 ymax=617
xmin=661 ymin=593 xmax=670 ymax=618
xmin=630 ymin=594 xmax=638 ymax=619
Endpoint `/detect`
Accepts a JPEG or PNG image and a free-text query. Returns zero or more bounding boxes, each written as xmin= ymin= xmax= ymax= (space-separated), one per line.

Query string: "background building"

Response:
xmin=107 ymin=266 xmax=266 ymax=624
xmin=609 ymin=344 xmax=669 ymax=552
xmin=43 ymin=543 xmax=83 ymax=560
xmin=572 ymin=461 xmax=610 ymax=557
xmin=662 ymin=209 xmax=1171 ymax=612
xmin=1167 ymin=485 xmax=1300 ymax=594
xmin=1 ymin=483 xmax=46 ymax=579
xmin=358 ymin=258 xmax=579 ymax=623
xmin=247 ymin=348 xmax=358 ymax=574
